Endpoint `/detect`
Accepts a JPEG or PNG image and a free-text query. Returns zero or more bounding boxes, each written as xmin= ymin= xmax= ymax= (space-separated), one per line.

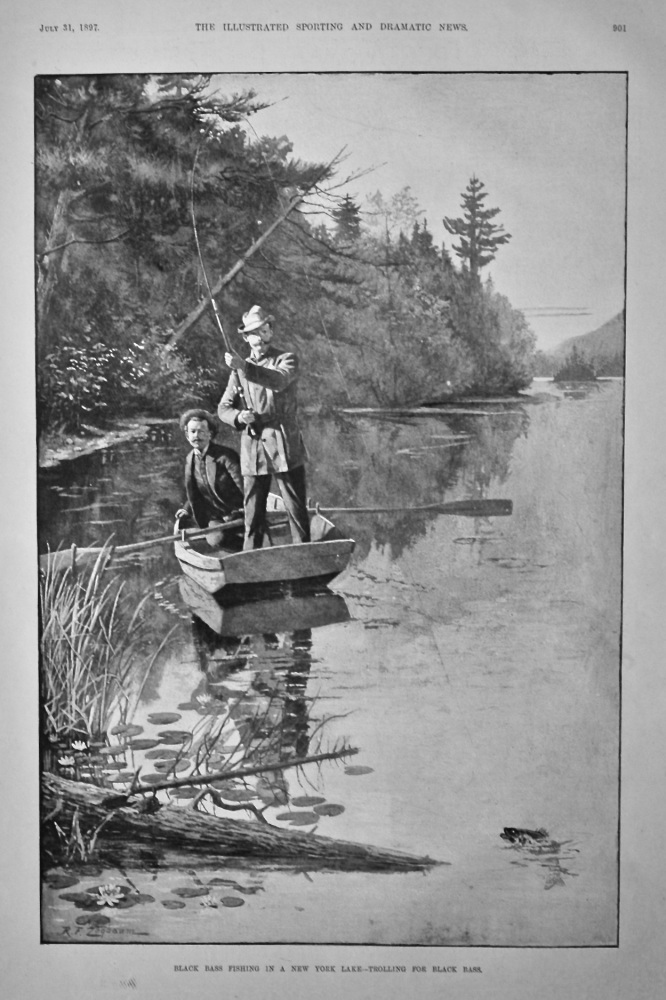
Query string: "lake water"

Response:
xmin=39 ymin=380 xmax=623 ymax=945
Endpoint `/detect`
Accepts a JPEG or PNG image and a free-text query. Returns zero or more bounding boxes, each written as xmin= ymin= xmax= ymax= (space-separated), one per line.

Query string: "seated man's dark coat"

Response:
xmin=183 ymin=442 xmax=244 ymax=528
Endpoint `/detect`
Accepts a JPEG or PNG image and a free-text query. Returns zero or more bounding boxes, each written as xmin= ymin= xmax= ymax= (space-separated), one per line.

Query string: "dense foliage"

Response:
xmin=553 ymin=346 xmax=597 ymax=382
xmin=36 ymin=75 xmax=537 ymax=434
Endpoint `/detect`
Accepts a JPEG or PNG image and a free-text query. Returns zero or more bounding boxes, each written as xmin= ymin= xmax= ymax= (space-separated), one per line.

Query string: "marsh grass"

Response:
xmin=49 ymin=806 xmax=115 ymax=864
xmin=40 ymin=545 xmax=174 ymax=745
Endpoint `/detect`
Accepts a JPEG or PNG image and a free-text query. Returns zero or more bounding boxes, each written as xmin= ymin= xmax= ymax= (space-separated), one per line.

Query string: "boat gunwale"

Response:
xmin=174 ymin=534 xmax=355 ymax=570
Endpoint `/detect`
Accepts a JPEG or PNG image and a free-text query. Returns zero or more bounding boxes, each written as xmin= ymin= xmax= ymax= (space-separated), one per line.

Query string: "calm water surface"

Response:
xmin=39 ymin=381 xmax=623 ymax=945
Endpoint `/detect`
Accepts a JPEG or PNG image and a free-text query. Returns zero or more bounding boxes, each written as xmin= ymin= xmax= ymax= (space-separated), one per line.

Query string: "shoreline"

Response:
xmin=38 ymin=416 xmax=175 ymax=469
xmin=38 ymin=379 xmax=622 ymax=468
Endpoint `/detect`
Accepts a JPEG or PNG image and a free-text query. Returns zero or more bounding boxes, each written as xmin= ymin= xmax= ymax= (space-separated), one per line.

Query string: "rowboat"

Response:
xmin=173 ymin=494 xmax=355 ymax=597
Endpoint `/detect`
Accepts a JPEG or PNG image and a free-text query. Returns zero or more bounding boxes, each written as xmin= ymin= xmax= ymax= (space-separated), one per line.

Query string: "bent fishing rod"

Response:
xmin=189 ymin=144 xmax=258 ymax=434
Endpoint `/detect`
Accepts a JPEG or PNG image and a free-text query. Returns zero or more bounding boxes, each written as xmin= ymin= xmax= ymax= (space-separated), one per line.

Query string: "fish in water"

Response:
xmin=500 ymin=826 xmax=549 ymax=846
xmin=500 ymin=827 xmax=580 ymax=890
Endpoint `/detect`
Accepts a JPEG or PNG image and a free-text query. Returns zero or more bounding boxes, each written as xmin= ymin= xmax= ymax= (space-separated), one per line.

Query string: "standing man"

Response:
xmin=175 ymin=409 xmax=244 ymax=548
xmin=218 ymin=305 xmax=310 ymax=550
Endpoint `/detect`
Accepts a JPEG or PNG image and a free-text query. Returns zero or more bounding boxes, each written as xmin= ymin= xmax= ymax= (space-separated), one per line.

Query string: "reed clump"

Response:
xmin=39 ymin=546 xmax=169 ymax=745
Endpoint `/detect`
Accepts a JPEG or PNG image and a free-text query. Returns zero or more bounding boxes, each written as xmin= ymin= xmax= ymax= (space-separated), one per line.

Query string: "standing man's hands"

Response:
xmin=238 ymin=410 xmax=258 ymax=426
xmin=225 ymin=351 xmax=245 ymax=371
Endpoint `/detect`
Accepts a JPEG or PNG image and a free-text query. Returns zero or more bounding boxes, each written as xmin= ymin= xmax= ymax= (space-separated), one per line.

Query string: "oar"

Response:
xmin=40 ymin=518 xmax=245 ymax=574
xmin=310 ymin=499 xmax=513 ymax=517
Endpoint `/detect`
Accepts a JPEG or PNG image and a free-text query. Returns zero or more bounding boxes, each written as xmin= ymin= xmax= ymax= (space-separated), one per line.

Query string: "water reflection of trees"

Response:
xmin=306 ymin=409 xmax=530 ymax=556
xmin=192 ymin=623 xmax=314 ymax=766
xmin=39 ymin=423 xmax=188 ymax=553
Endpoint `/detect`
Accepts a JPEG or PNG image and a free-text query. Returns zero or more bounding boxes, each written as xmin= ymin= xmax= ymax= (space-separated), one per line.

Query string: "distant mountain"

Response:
xmin=550 ymin=311 xmax=625 ymax=365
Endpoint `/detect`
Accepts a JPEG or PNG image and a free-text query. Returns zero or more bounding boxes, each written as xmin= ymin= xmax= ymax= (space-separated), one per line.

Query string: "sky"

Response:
xmin=213 ymin=72 xmax=627 ymax=352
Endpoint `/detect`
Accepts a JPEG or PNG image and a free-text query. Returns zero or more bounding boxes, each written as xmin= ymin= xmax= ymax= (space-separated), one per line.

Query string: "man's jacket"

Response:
xmin=217 ymin=346 xmax=308 ymax=476
xmin=183 ymin=441 xmax=244 ymax=527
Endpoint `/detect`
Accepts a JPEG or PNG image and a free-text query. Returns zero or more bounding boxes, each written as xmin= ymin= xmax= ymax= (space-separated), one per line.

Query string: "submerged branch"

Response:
xmin=109 ymin=745 xmax=359 ymax=802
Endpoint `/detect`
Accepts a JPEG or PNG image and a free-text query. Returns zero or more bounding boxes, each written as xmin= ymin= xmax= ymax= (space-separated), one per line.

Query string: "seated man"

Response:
xmin=175 ymin=409 xmax=244 ymax=549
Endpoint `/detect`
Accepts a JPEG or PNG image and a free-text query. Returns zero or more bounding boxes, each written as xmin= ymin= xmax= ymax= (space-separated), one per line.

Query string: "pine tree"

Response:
xmin=332 ymin=194 xmax=362 ymax=242
xmin=443 ymin=176 xmax=511 ymax=281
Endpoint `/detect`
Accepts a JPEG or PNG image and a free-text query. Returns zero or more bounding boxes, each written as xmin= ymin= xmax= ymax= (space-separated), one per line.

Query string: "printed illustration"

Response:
xmin=37 ymin=72 xmax=625 ymax=945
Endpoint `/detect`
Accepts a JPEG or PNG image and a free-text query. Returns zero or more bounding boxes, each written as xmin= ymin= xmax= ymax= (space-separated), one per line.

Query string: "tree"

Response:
xmin=35 ymin=74 xmax=270 ymax=360
xmin=332 ymin=194 xmax=362 ymax=243
xmin=443 ymin=175 xmax=511 ymax=281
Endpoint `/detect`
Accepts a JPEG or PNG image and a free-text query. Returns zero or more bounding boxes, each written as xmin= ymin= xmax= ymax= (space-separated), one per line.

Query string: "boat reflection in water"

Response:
xmin=174 ymin=577 xmax=351 ymax=818
xmin=178 ymin=575 xmax=351 ymax=637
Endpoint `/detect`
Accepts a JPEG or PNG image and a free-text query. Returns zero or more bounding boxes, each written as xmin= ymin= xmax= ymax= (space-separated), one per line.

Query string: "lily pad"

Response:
xmin=98 ymin=745 xmax=127 ymax=757
xmin=288 ymin=813 xmax=320 ymax=826
xmin=138 ymin=773 xmax=165 ymax=785
xmin=170 ymin=786 xmax=198 ymax=798
xmin=344 ymin=765 xmax=375 ymax=776
xmin=158 ymin=730 xmax=192 ymax=744
xmin=128 ymin=738 xmax=160 ymax=751
xmin=59 ymin=892 xmax=100 ymax=909
xmin=46 ymin=873 xmax=79 ymax=890
xmin=148 ymin=712 xmax=182 ymax=725
xmin=162 ymin=899 xmax=186 ymax=909
xmin=207 ymin=879 xmax=264 ymax=896
xmin=171 ymin=886 xmax=209 ymax=898
xmin=75 ymin=913 xmax=111 ymax=927
xmin=110 ymin=723 xmax=144 ymax=737
xmin=291 ymin=795 xmax=326 ymax=807
xmin=59 ymin=885 xmax=134 ymax=911
xmin=113 ymin=895 xmax=140 ymax=910
xmin=314 ymin=803 xmax=345 ymax=817
xmin=154 ymin=759 xmax=190 ymax=773
xmin=276 ymin=811 xmax=319 ymax=826
xmin=102 ymin=761 xmax=126 ymax=771
xmin=145 ymin=747 xmax=180 ymax=759
xmin=220 ymin=896 xmax=245 ymax=907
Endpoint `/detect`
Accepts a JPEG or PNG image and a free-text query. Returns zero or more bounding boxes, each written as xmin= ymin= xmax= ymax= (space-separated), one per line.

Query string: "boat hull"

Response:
xmin=174 ymin=497 xmax=355 ymax=597
xmin=174 ymin=536 xmax=355 ymax=596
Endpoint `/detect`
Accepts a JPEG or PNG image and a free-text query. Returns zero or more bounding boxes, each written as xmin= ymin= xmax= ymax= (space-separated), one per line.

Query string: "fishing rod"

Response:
xmin=190 ymin=144 xmax=233 ymax=354
xmin=190 ymin=142 xmax=258 ymax=434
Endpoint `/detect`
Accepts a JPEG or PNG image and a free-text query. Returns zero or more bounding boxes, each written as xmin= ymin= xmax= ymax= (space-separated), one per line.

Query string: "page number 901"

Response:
xmin=613 ymin=24 xmax=626 ymax=31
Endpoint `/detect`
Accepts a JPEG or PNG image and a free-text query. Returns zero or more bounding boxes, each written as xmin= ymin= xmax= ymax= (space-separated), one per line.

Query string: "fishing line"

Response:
xmin=190 ymin=141 xmax=232 ymax=354
xmin=240 ymin=115 xmax=353 ymax=406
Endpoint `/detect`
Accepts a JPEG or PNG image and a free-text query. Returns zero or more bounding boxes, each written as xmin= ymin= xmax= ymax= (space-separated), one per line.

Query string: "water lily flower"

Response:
xmin=95 ymin=884 xmax=125 ymax=907
xmin=72 ymin=741 xmax=88 ymax=752
xmin=58 ymin=756 xmax=76 ymax=767
xmin=196 ymin=693 xmax=213 ymax=706
xmin=200 ymin=896 xmax=218 ymax=908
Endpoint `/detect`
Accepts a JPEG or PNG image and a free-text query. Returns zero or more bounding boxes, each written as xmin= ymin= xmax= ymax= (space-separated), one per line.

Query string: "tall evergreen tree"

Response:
xmin=332 ymin=193 xmax=362 ymax=242
xmin=443 ymin=176 xmax=512 ymax=281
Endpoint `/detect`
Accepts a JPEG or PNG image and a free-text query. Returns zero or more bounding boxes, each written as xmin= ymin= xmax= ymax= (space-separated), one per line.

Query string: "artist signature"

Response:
xmin=60 ymin=925 xmax=149 ymax=939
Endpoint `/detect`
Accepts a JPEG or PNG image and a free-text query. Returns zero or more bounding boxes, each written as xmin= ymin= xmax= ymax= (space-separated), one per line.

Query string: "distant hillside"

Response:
xmin=533 ymin=311 xmax=625 ymax=377
xmin=550 ymin=311 xmax=625 ymax=364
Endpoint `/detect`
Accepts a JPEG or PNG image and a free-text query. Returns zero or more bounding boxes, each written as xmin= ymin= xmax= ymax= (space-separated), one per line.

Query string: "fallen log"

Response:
xmin=42 ymin=773 xmax=442 ymax=873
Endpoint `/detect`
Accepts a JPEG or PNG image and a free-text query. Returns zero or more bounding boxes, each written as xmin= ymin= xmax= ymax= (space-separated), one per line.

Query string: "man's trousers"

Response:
xmin=243 ymin=465 xmax=311 ymax=550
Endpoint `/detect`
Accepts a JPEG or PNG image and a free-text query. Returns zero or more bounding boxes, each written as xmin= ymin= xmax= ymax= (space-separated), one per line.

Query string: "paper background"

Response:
xmin=2 ymin=1 xmax=665 ymax=996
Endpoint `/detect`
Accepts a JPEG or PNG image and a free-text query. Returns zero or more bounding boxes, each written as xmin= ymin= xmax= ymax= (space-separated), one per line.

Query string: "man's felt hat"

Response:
xmin=238 ymin=305 xmax=274 ymax=334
